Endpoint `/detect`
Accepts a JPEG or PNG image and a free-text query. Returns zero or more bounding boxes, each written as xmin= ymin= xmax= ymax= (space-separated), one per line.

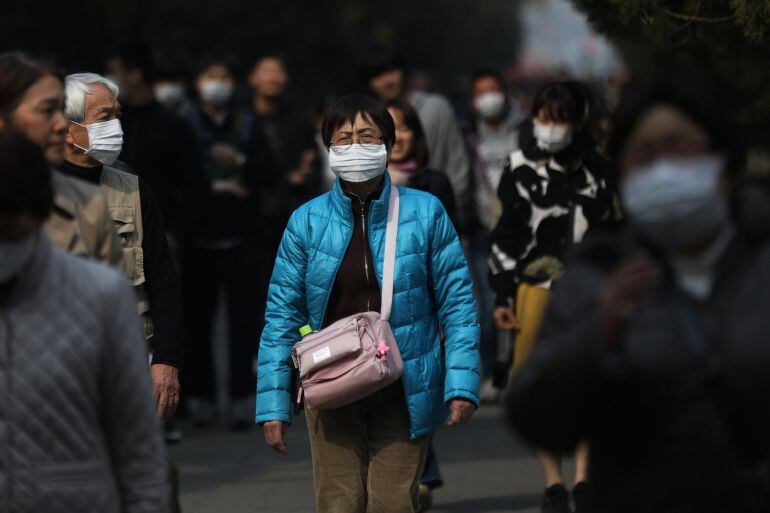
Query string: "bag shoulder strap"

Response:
xmin=380 ymin=185 xmax=400 ymax=321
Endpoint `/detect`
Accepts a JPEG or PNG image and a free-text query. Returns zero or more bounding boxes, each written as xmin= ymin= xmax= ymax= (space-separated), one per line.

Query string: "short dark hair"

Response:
xmin=321 ymin=94 xmax=396 ymax=150
xmin=195 ymin=53 xmax=238 ymax=79
xmin=531 ymin=81 xmax=591 ymax=127
xmin=252 ymin=52 xmax=289 ymax=71
xmin=0 ymin=132 xmax=53 ymax=220
xmin=470 ymin=68 xmax=507 ymax=92
xmin=385 ymin=98 xmax=430 ymax=168
xmin=607 ymin=78 xmax=745 ymax=178
xmin=0 ymin=52 xmax=62 ymax=119
xmin=107 ymin=44 xmax=154 ymax=83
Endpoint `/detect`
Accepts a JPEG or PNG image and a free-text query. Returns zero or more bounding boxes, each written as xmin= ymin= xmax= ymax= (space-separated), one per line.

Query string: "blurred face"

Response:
xmin=619 ymin=104 xmax=714 ymax=176
xmin=196 ymin=64 xmax=234 ymax=92
xmin=369 ymin=69 xmax=403 ymax=102
xmin=3 ymin=75 xmax=67 ymax=167
xmin=249 ymin=57 xmax=288 ymax=98
xmin=387 ymin=106 xmax=413 ymax=162
xmin=535 ymin=108 xmax=573 ymax=131
xmin=105 ymin=56 xmax=142 ymax=97
xmin=65 ymin=83 xmax=121 ymax=160
xmin=472 ymin=76 xmax=505 ymax=103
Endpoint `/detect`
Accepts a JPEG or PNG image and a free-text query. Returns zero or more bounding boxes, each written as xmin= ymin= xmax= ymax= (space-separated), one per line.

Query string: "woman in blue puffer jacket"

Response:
xmin=257 ymin=94 xmax=481 ymax=513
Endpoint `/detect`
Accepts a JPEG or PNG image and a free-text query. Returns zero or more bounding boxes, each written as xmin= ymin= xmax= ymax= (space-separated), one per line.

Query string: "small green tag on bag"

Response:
xmin=299 ymin=325 xmax=313 ymax=337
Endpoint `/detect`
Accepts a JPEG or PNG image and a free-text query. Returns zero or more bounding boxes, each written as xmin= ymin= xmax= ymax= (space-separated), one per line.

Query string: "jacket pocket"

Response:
xmin=109 ymin=206 xmax=145 ymax=286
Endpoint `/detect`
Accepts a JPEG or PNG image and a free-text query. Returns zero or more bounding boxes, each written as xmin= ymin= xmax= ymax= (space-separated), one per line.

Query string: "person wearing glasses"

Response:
xmin=257 ymin=94 xmax=481 ymax=513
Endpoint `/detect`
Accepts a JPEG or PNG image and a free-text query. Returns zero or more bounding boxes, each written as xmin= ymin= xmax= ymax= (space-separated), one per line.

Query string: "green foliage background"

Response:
xmin=571 ymin=0 xmax=770 ymax=148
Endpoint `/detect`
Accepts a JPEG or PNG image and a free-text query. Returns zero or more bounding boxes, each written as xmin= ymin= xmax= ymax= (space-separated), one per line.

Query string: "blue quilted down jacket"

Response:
xmin=256 ymin=173 xmax=481 ymax=439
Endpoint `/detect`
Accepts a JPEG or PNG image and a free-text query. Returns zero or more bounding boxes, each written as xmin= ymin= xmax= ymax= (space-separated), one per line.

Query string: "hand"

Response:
xmin=263 ymin=421 xmax=289 ymax=454
xmin=598 ymin=254 xmax=662 ymax=353
xmin=447 ymin=398 xmax=476 ymax=427
xmin=211 ymin=143 xmax=246 ymax=167
xmin=150 ymin=364 xmax=180 ymax=422
xmin=287 ymin=149 xmax=317 ymax=186
xmin=493 ymin=306 xmax=519 ymax=330
xmin=212 ymin=178 xmax=251 ymax=199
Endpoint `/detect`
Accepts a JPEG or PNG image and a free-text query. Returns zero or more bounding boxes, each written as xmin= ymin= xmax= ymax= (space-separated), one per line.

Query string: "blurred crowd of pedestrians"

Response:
xmin=1 ymin=40 xmax=770 ymax=513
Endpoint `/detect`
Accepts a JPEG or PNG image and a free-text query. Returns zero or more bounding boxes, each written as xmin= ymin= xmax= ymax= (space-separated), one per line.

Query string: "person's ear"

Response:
xmin=64 ymin=122 xmax=77 ymax=145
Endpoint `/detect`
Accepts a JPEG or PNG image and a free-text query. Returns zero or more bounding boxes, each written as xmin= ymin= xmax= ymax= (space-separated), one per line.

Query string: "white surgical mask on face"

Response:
xmin=474 ymin=91 xmax=506 ymax=120
xmin=533 ymin=120 xmax=573 ymax=154
xmin=621 ymin=155 xmax=728 ymax=252
xmin=329 ymin=143 xmax=388 ymax=183
xmin=0 ymin=235 xmax=37 ymax=283
xmin=199 ymin=80 xmax=233 ymax=107
xmin=153 ymin=83 xmax=186 ymax=107
xmin=71 ymin=118 xmax=124 ymax=166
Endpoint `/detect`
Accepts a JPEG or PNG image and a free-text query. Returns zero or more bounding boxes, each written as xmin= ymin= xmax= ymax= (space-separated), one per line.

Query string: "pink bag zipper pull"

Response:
xmin=297 ymin=386 xmax=304 ymax=404
xmin=376 ymin=340 xmax=390 ymax=361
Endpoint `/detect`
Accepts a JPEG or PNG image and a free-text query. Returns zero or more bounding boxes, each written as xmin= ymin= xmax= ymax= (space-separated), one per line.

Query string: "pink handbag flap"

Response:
xmin=295 ymin=324 xmax=363 ymax=380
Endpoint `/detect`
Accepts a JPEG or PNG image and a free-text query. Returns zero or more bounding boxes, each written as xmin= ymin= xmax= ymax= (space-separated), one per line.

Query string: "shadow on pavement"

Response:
xmin=436 ymin=493 xmax=541 ymax=512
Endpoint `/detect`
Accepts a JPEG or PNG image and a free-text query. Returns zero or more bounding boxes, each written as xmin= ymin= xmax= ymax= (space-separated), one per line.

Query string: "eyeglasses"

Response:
xmin=330 ymin=133 xmax=383 ymax=150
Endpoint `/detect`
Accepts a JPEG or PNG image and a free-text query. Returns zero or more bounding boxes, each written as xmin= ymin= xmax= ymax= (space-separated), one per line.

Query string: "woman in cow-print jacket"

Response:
xmin=488 ymin=81 xmax=617 ymax=513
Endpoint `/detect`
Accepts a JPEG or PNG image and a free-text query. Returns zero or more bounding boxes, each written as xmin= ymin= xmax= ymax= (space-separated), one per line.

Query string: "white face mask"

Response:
xmin=153 ymin=83 xmax=186 ymax=108
xmin=533 ymin=120 xmax=573 ymax=153
xmin=474 ymin=91 xmax=506 ymax=120
xmin=0 ymin=235 xmax=37 ymax=284
xmin=329 ymin=143 xmax=388 ymax=183
xmin=621 ymin=155 xmax=728 ymax=252
xmin=199 ymin=80 xmax=233 ymax=107
xmin=71 ymin=118 xmax=124 ymax=166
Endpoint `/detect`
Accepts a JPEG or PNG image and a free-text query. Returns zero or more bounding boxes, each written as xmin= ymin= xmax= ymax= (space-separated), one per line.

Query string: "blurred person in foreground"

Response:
xmin=464 ymin=68 xmax=526 ymax=400
xmin=105 ymin=45 xmax=205 ymax=247
xmin=507 ymin=77 xmax=770 ymax=513
xmin=361 ymin=49 xmax=471 ymax=222
xmin=62 ymin=72 xmax=183 ymax=424
xmin=182 ymin=54 xmax=275 ymax=429
xmin=0 ymin=131 xmax=166 ymax=513
xmin=490 ymin=82 xmax=616 ymax=513
xmin=257 ymin=94 xmax=480 ymax=513
xmin=0 ymin=51 xmax=122 ymax=266
xmin=248 ymin=53 xmax=319 ymax=256
xmin=386 ymin=97 xmax=457 ymax=511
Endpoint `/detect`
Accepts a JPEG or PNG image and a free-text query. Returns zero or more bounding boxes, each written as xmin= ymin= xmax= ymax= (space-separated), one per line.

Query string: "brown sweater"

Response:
xmin=324 ymin=176 xmax=385 ymax=326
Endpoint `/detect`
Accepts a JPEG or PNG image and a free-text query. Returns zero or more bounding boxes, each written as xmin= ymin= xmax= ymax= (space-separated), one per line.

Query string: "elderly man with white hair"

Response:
xmin=59 ymin=73 xmax=184 ymax=422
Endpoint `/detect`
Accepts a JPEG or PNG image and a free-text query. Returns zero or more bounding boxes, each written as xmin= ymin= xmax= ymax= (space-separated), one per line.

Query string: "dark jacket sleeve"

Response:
xmin=488 ymin=159 xmax=533 ymax=306
xmin=506 ymin=263 xmax=620 ymax=452
xmin=139 ymin=177 xmax=184 ymax=368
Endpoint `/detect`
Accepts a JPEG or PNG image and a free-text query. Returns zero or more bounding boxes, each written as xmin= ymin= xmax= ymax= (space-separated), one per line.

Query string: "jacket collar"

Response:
xmin=330 ymin=171 xmax=393 ymax=228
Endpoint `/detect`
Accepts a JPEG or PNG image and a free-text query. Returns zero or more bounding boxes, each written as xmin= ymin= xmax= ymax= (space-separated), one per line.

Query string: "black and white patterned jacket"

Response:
xmin=488 ymin=136 xmax=617 ymax=306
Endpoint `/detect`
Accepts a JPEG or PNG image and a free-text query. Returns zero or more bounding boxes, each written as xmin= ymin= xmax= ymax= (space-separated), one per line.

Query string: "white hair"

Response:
xmin=64 ymin=73 xmax=120 ymax=122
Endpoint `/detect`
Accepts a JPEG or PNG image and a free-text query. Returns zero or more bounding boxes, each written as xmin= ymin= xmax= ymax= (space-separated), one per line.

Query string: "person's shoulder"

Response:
xmin=54 ymin=247 xmax=128 ymax=297
xmin=51 ymin=170 xmax=105 ymax=214
xmin=409 ymin=91 xmax=453 ymax=114
xmin=399 ymin=186 xmax=446 ymax=217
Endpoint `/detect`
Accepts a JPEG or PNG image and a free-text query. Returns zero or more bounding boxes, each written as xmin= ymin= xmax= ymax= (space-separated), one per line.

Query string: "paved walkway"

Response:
xmin=169 ymin=405 xmax=576 ymax=513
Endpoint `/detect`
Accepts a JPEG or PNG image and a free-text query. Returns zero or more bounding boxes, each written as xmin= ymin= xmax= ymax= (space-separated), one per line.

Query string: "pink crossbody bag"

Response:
xmin=291 ymin=185 xmax=404 ymax=410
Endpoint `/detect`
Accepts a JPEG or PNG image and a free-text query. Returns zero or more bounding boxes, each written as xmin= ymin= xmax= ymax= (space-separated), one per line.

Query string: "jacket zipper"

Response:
xmin=318 ymin=199 xmax=355 ymax=330
xmin=362 ymin=204 xmax=371 ymax=312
